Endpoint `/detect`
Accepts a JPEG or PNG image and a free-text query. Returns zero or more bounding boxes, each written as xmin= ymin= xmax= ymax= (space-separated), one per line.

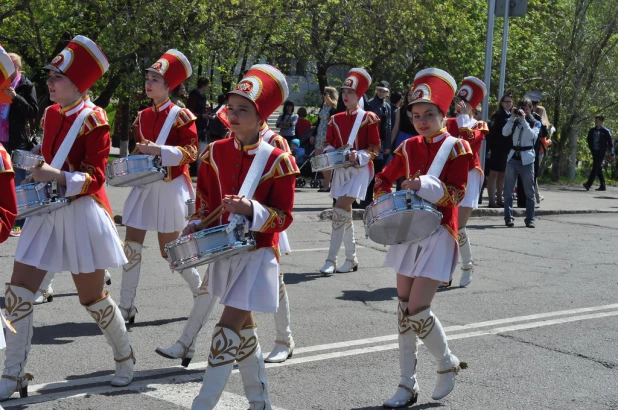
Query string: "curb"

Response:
xmin=318 ymin=208 xmax=618 ymax=221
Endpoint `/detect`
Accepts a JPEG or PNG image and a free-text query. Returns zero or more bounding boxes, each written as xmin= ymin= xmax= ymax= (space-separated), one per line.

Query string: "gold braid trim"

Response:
xmin=4 ymin=284 xmax=33 ymax=325
xmin=208 ymin=326 xmax=241 ymax=367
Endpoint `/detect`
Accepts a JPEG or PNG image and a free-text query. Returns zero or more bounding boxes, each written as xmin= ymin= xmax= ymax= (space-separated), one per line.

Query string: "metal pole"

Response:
xmin=479 ymin=0 xmax=496 ymax=177
xmin=498 ymin=2 xmax=510 ymax=100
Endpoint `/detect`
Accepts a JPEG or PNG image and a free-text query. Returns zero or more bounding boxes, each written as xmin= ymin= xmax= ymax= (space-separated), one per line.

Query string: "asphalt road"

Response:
xmin=0 ymin=186 xmax=617 ymax=410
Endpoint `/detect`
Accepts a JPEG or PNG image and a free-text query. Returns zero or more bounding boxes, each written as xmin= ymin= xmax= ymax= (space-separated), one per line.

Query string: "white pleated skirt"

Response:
xmin=15 ymin=196 xmax=127 ymax=274
xmin=279 ymin=230 xmax=291 ymax=255
xmin=208 ymin=247 xmax=279 ymax=313
xmin=331 ymin=165 xmax=372 ymax=201
xmin=123 ymin=175 xmax=195 ymax=233
xmin=459 ymin=168 xmax=483 ymax=208
xmin=384 ymin=226 xmax=458 ymax=283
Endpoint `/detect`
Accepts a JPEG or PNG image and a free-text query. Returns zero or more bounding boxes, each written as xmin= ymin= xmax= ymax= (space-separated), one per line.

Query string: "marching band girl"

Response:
xmin=119 ymin=50 xmax=200 ymax=323
xmin=155 ymin=117 xmax=297 ymax=367
xmin=0 ymin=47 xmax=17 ymax=244
xmin=319 ymin=68 xmax=380 ymax=275
xmin=0 ymin=36 xmax=133 ymax=400
xmin=374 ymin=68 xmax=471 ymax=408
xmin=183 ymin=65 xmax=298 ymax=409
xmin=445 ymin=77 xmax=488 ymax=287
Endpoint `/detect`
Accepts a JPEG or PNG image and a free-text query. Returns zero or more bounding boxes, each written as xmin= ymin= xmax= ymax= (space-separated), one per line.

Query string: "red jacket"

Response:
xmin=134 ymin=99 xmax=198 ymax=184
xmin=446 ymin=116 xmax=488 ymax=173
xmin=259 ymin=123 xmax=290 ymax=153
xmin=325 ymin=107 xmax=381 ymax=168
xmin=0 ymin=143 xmax=16 ymax=243
xmin=191 ymin=136 xmax=299 ymax=259
xmin=374 ymin=130 xmax=472 ymax=239
xmin=41 ymin=99 xmax=113 ymax=216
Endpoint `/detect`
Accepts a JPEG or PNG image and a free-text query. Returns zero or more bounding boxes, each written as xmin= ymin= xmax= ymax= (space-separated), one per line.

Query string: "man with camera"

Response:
xmin=502 ymin=98 xmax=541 ymax=228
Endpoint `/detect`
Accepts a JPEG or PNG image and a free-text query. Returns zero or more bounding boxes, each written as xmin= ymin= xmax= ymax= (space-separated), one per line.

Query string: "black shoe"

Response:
xmin=595 ymin=186 xmax=606 ymax=191
xmin=583 ymin=182 xmax=591 ymax=191
xmin=505 ymin=220 xmax=514 ymax=227
xmin=526 ymin=221 xmax=535 ymax=228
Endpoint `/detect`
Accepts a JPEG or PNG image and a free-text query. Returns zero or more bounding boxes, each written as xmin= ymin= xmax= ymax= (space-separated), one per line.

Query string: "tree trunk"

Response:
xmin=567 ymin=126 xmax=578 ymax=180
xmin=316 ymin=61 xmax=328 ymax=92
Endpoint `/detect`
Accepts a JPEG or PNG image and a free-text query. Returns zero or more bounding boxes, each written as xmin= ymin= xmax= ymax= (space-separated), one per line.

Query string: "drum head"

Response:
xmin=366 ymin=209 xmax=441 ymax=245
xmin=107 ymin=171 xmax=164 ymax=187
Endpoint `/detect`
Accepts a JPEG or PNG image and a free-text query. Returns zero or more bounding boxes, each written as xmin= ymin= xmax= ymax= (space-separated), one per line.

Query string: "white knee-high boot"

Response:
xmin=33 ymin=271 xmax=56 ymax=305
xmin=383 ymin=298 xmax=419 ymax=408
xmin=337 ymin=216 xmax=358 ymax=272
xmin=0 ymin=284 xmax=34 ymax=401
xmin=458 ymin=228 xmax=473 ymax=287
xmin=320 ymin=207 xmax=350 ymax=274
xmin=410 ymin=307 xmax=467 ymax=400
xmin=191 ymin=325 xmax=242 ymax=410
xmin=119 ymin=241 xmax=142 ymax=323
xmin=178 ymin=267 xmax=202 ymax=297
xmin=156 ymin=269 xmax=217 ymax=366
xmin=85 ymin=292 xmax=135 ymax=387
xmin=238 ymin=325 xmax=272 ymax=410
xmin=265 ymin=274 xmax=294 ymax=363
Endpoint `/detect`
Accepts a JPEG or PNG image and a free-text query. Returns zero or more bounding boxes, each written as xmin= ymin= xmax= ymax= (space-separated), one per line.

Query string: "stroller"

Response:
xmin=295 ymin=150 xmax=324 ymax=188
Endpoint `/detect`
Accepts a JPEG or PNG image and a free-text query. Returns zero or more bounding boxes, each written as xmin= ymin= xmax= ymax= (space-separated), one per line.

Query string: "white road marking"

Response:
xmin=5 ymin=305 xmax=618 ymax=408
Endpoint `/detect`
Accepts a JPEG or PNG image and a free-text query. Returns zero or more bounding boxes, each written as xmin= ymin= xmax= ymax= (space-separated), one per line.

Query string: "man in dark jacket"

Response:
xmin=583 ymin=115 xmax=615 ymax=191
xmin=2 ymin=53 xmax=38 ymax=236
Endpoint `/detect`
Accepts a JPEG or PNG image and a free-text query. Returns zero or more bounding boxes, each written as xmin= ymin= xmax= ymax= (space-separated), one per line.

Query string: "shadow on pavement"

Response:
xmin=351 ymin=403 xmax=443 ymax=410
xmin=337 ymin=287 xmax=398 ymax=302
xmin=281 ymin=272 xmax=328 ymax=285
xmin=29 ymin=317 xmax=189 ymax=345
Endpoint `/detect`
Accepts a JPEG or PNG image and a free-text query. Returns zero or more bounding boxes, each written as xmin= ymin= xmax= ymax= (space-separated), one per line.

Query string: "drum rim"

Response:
xmin=168 ymin=240 xmax=256 ymax=270
xmin=110 ymin=154 xmax=160 ymax=163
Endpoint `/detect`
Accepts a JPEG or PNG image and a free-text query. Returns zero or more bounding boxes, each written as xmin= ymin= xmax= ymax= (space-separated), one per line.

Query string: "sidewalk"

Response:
xmin=289 ymin=183 xmax=618 ymax=222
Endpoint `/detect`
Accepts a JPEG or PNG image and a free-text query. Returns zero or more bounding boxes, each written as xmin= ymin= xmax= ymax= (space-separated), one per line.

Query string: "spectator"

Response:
xmin=1 ymin=52 xmax=38 ymax=237
xmin=389 ymin=91 xmax=402 ymax=130
xmin=362 ymin=80 xmax=391 ymax=207
xmin=276 ymin=100 xmax=298 ymax=143
xmin=502 ymin=98 xmax=540 ymax=228
xmin=295 ymin=107 xmax=311 ymax=140
xmin=390 ymin=88 xmax=418 ymax=152
xmin=583 ymin=115 xmax=614 ymax=191
xmin=486 ymin=91 xmax=513 ymax=208
xmin=290 ymin=138 xmax=307 ymax=164
xmin=187 ymin=77 xmax=210 ymax=144
xmin=195 ymin=94 xmax=227 ymax=170
xmin=313 ymin=87 xmax=338 ymax=192
xmin=170 ymin=82 xmax=187 ymax=108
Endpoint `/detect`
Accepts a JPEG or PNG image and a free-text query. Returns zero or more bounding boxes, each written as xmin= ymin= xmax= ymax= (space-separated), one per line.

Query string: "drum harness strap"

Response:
xmin=36 ymin=107 xmax=93 ymax=193
xmin=226 ymin=140 xmax=275 ymax=233
xmin=322 ymin=108 xmax=365 ymax=155
xmin=155 ymin=105 xmax=182 ymax=145
xmin=426 ymin=136 xmax=458 ymax=179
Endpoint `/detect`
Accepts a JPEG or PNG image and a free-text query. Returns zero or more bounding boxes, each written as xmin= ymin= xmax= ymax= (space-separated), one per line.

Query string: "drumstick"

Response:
xmin=196 ymin=204 xmax=225 ymax=231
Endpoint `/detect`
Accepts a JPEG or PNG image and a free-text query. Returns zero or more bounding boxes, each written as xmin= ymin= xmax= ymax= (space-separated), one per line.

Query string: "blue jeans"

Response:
xmin=13 ymin=168 xmax=27 ymax=226
xmin=503 ymin=158 xmax=535 ymax=224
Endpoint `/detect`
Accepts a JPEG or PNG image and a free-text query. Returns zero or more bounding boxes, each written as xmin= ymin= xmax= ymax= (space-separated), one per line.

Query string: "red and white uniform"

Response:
xmin=446 ymin=116 xmax=488 ymax=208
xmin=0 ymin=143 xmax=16 ymax=243
xmin=324 ymin=107 xmax=381 ymax=200
xmin=374 ymin=130 xmax=472 ymax=282
xmin=191 ymin=136 xmax=299 ymax=312
xmin=15 ymin=99 xmax=126 ymax=273
xmin=122 ymin=98 xmax=198 ymax=233
xmin=259 ymin=123 xmax=292 ymax=255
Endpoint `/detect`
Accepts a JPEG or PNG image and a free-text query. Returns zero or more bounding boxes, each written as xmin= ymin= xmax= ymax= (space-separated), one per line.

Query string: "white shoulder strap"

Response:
xmin=427 ymin=136 xmax=458 ymax=178
xmin=49 ymin=108 xmax=93 ymax=170
xmin=226 ymin=140 xmax=275 ymax=232
xmin=155 ymin=105 xmax=182 ymax=145
xmin=346 ymin=109 xmax=366 ymax=148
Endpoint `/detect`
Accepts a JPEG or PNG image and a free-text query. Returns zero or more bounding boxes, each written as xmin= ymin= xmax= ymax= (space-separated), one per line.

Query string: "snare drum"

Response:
xmin=11 ymin=150 xmax=45 ymax=171
xmin=106 ymin=155 xmax=165 ymax=187
xmin=15 ymin=181 xmax=69 ymax=218
xmin=364 ymin=190 xmax=443 ymax=245
xmin=165 ymin=222 xmax=256 ymax=270
xmin=310 ymin=150 xmax=354 ymax=172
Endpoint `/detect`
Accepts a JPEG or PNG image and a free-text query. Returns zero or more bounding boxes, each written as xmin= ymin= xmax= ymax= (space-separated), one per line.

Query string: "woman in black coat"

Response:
xmin=486 ymin=92 xmax=513 ymax=207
